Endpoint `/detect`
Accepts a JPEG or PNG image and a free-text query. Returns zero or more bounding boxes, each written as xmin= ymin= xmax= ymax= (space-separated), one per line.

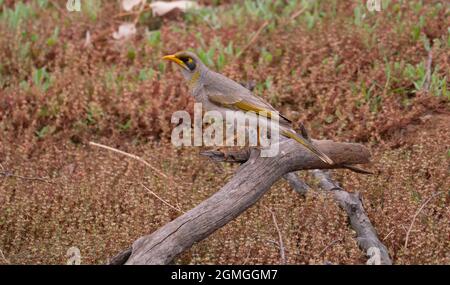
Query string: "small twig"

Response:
xmin=290 ymin=6 xmax=308 ymax=20
xmin=0 ymin=171 xmax=54 ymax=184
xmin=318 ymin=238 xmax=342 ymax=257
xmin=89 ymin=141 xmax=188 ymax=194
xmin=399 ymin=224 xmax=408 ymax=234
xmin=264 ymin=206 xmax=286 ymax=264
xmin=382 ymin=228 xmax=395 ymax=241
xmin=89 ymin=141 xmax=170 ymax=180
xmin=133 ymin=1 xmax=148 ymax=25
xmin=236 ymin=20 xmax=269 ymax=59
xmin=404 ymin=191 xmax=443 ymax=249
xmin=0 ymin=249 xmax=10 ymax=264
xmin=141 ymin=183 xmax=183 ymax=213
xmin=242 ymin=248 xmax=252 ymax=265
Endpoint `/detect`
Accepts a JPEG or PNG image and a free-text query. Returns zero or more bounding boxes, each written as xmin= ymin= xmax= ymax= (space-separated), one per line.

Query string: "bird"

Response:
xmin=162 ymin=51 xmax=334 ymax=165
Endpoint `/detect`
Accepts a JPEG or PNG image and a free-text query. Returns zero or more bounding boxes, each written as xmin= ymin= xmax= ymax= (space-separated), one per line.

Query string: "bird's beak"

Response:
xmin=162 ymin=54 xmax=188 ymax=70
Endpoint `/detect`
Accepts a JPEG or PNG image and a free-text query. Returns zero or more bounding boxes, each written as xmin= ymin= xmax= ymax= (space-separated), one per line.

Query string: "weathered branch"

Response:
xmin=111 ymin=139 xmax=370 ymax=264
xmin=202 ymin=149 xmax=311 ymax=195
xmin=311 ymin=170 xmax=392 ymax=265
xmin=283 ymin=172 xmax=310 ymax=195
xmin=200 ymin=148 xmax=391 ymax=264
xmin=200 ymin=148 xmax=373 ymax=175
xmin=109 ymin=247 xmax=132 ymax=265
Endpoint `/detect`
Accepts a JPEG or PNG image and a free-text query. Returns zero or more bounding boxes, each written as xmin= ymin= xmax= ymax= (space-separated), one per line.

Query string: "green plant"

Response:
xmin=32 ymin=67 xmax=52 ymax=92
xmin=260 ymin=48 xmax=273 ymax=64
xmin=411 ymin=16 xmax=425 ymax=42
xmin=147 ymin=30 xmax=161 ymax=47
xmin=185 ymin=6 xmax=222 ymax=29
xmin=85 ymin=103 xmax=103 ymax=126
xmin=117 ymin=119 xmax=132 ymax=132
xmin=302 ymin=0 xmax=325 ymax=30
xmin=37 ymin=0 xmax=48 ymax=9
xmin=83 ymin=0 xmax=101 ymax=21
xmin=127 ymin=47 xmax=136 ymax=61
xmin=196 ymin=46 xmax=216 ymax=68
xmin=138 ymin=68 xmax=155 ymax=81
xmin=1 ymin=1 xmax=34 ymax=28
xmin=46 ymin=27 xmax=59 ymax=47
xmin=353 ymin=80 xmax=382 ymax=113
xmin=35 ymin=125 xmax=54 ymax=139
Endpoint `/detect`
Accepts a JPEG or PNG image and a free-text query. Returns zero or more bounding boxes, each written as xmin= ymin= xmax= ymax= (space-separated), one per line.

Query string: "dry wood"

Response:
xmin=110 ymin=139 xmax=371 ymax=264
xmin=311 ymin=170 xmax=392 ymax=265
xmin=109 ymin=247 xmax=132 ymax=265
xmin=198 ymin=148 xmax=391 ymax=264
xmin=283 ymin=172 xmax=310 ymax=195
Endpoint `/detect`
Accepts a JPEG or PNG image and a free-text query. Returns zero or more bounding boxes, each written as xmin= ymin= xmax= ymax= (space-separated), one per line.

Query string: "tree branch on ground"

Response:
xmin=109 ymin=139 xmax=374 ymax=264
xmin=310 ymin=169 xmax=392 ymax=265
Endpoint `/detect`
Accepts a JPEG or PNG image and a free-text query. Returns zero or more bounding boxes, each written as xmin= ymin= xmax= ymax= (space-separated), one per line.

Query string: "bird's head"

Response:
xmin=162 ymin=51 xmax=206 ymax=84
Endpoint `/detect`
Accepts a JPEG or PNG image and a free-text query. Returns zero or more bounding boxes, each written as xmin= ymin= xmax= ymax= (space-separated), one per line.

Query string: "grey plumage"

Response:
xmin=163 ymin=51 xmax=334 ymax=164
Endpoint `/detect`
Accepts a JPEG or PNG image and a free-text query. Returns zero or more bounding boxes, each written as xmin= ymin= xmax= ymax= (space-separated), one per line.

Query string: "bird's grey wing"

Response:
xmin=204 ymin=82 xmax=292 ymax=126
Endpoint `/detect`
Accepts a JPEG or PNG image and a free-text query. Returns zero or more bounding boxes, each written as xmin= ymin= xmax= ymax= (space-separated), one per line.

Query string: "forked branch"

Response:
xmin=110 ymin=139 xmax=372 ymax=264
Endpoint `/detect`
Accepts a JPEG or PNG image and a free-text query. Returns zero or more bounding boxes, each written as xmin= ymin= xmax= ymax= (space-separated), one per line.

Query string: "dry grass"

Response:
xmin=0 ymin=0 xmax=449 ymax=264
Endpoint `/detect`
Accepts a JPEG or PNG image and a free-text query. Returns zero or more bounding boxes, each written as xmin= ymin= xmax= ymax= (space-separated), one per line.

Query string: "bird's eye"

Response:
xmin=183 ymin=57 xmax=196 ymax=71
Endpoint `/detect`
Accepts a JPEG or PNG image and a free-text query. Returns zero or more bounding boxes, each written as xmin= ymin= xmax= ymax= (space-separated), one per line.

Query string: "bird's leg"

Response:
xmin=257 ymin=125 xmax=261 ymax=147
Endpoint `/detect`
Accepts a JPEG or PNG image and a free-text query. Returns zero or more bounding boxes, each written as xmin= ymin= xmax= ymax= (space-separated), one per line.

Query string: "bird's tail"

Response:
xmin=281 ymin=130 xmax=334 ymax=165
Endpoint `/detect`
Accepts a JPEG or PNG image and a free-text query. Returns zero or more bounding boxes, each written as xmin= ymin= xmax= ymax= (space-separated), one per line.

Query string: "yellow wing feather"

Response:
xmin=282 ymin=130 xmax=334 ymax=165
xmin=207 ymin=93 xmax=291 ymax=123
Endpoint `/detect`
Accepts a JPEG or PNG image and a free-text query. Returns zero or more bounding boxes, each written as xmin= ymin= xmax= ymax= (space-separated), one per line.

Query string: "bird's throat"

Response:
xmin=189 ymin=71 xmax=200 ymax=88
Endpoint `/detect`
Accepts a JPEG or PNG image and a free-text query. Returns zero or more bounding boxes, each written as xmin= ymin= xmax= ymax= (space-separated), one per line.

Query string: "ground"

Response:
xmin=0 ymin=0 xmax=449 ymax=264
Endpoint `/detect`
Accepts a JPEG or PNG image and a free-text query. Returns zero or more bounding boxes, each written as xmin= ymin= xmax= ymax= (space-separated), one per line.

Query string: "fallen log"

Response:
xmin=110 ymin=139 xmax=372 ymax=264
